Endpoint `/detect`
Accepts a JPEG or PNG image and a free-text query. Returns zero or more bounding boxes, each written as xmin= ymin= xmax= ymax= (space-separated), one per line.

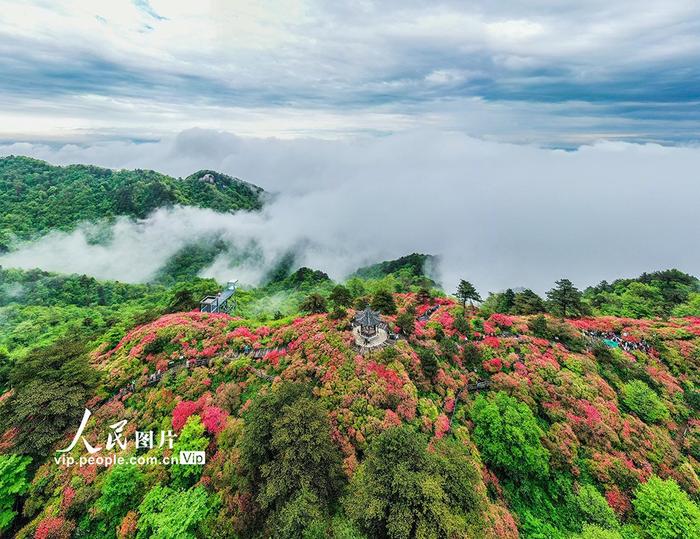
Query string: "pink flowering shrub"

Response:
xmin=481 ymin=336 xmax=501 ymax=348
xmin=60 ymin=486 xmax=75 ymax=514
xmin=605 ymin=487 xmax=632 ymax=517
xmin=201 ymin=406 xmax=229 ymax=434
xmin=172 ymin=400 xmax=201 ymax=432
xmin=35 ymin=517 xmax=73 ymax=539
xmin=434 ymin=414 xmax=450 ymax=439
xmin=170 ymin=393 xmax=209 ymax=428
xmin=483 ymin=358 xmax=503 ymax=373
xmin=488 ymin=313 xmax=515 ymax=328
xmin=118 ymin=512 xmax=138 ymax=539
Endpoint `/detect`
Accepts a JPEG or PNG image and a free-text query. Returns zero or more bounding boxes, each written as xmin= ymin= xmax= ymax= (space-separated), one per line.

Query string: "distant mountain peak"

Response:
xmin=185 ymin=169 xmax=265 ymax=194
xmin=351 ymin=253 xmax=439 ymax=284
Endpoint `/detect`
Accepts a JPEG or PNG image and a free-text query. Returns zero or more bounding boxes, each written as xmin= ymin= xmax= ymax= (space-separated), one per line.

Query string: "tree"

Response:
xmin=330 ymin=285 xmax=353 ymax=308
xmin=170 ymin=416 xmax=209 ymax=489
xmin=496 ymin=289 xmax=516 ymax=313
xmin=455 ymin=280 xmax=481 ymax=309
xmin=300 ymin=293 xmax=327 ymax=314
xmin=514 ymin=289 xmax=546 ymax=315
xmin=530 ymin=314 xmax=549 ymax=338
xmin=137 ymin=485 xmax=215 ymax=539
xmin=583 ymin=269 xmax=700 ymax=319
xmin=672 ymin=292 xmax=700 ymax=317
xmin=240 ymin=383 xmax=344 ymax=536
xmin=621 ymin=381 xmax=669 ymax=424
xmin=395 ymin=308 xmax=415 ymax=336
xmin=469 ymin=392 xmax=550 ymax=479
xmin=633 ymin=476 xmax=700 ymax=539
xmin=416 ymin=287 xmax=432 ymax=305
xmin=0 ymin=346 xmax=12 ymax=394
xmin=546 ymin=279 xmax=584 ymax=318
xmin=329 ymin=306 xmax=348 ymax=320
xmin=346 ymin=278 xmax=367 ymax=300
xmin=572 ymin=525 xmax=624 ymax=539
xmin=1 ymin=339 xmax=100 ymax=455
xmin=97 ymin=464 xmax=144 ymax=530
xmin=371 ymin=290 xmax=397 ymax=315
xmin=452 ymin=313 xmax=471 ymax=337
xmin=417 ymin=347 xmax=439 ymax=380
xmin=618 ymin=283 xmax=665 ymax=319
xmin=271 ymin=487 xmax=327 ymax=538
xmin=462 ymin=342 xmax=482 ymax=371
xmin=353 ymin=296 xmax=371 ymax=310
xmin=166 ymin=278 xmax=219 ymax=313
xmin=0 ymin=454 xmax=31 ymax=533
xmin=0 ymin=157 xmax=263 ymax=244
xmin=575 ymin=484 xmax=619 ymax=531
xmin=344 ymin=426 xmax=487 ymax=539
xmin=241 ymin=383 xmax=306 ymax=487
xmin=331 ymin=516 xmax=367 ymax=539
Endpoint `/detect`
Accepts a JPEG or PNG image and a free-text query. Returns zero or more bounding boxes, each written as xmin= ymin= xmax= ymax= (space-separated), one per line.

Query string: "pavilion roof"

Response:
xmin=355 ymin=306 xmax=382 ymax=326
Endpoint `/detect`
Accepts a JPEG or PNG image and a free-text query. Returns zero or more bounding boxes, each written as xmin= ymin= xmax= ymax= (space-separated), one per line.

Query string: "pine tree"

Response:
xmin=300 ymin=293 xmax=328 ymax=314
xmin=456 ymin=280 xmax=482 ymax=309
xmin=462 ymin=343 xmax=482 ymax=371
xmin=546 ymin=278 xmax=584 ymax=318
xmin=513 ymin=289 xmax=546 ymax=315
xmin=496 ymin=288 xmax=516 ymax=313
xmin=396 ymin=307 xmax=416 ymax=336
xmin=371 ymin=290 xmax=397 ymax=315
xmin=530 ymin=314 xmax=549 ymax=339
xmin=418 ymin=348 xmax=439 ymax=380
xmin=329 ymin=285 xmax=353 ymax=308
xmin=416 ymin=287 xmax=432 ymax=305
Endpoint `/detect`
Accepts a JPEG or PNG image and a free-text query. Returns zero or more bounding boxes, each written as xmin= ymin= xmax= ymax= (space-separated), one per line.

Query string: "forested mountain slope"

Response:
xmin=1 ymin=230 xmax=700 ymax=538
xmin=1 ymin=287 xmax=699 ymax=538
xmin=0 ymin=157 xmax=265 ymax=251
xmin=352 ymin=253 xmax=437 ymax=284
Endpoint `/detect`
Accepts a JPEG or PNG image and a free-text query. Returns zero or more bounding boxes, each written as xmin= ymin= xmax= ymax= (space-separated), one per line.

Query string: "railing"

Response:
xmin=417 ymin=305 xmax=439 ymax=322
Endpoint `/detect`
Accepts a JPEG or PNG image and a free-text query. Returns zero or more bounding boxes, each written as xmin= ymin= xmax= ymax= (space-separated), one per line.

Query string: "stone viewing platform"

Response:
xmin=352 ymin=325 xmax=389 ymax=348
xmin=352 ymin=306 xmax=391 ymax=353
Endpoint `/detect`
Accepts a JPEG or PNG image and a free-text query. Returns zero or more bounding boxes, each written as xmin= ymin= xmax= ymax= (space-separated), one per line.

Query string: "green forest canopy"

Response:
xmin=0 ymin=156 xmax=265 ymax=251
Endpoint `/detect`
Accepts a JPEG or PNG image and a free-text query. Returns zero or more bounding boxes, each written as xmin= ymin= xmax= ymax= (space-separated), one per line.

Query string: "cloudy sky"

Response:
xmin=1 ymin=1 xmax=699 ymax=293
xmin=2 ymin=0 xmax=700 ymax=145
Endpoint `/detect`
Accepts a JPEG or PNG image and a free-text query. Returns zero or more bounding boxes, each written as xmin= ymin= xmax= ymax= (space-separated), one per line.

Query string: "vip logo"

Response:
xmin=179 ymin=451 xmax=206 ymax=465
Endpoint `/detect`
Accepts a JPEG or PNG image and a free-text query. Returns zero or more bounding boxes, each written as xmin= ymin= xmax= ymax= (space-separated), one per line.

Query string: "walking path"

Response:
xmin=105 ymin=345 xmax=288 ymax=403
xmin=581 ymin=330 xmax=652 ymax=353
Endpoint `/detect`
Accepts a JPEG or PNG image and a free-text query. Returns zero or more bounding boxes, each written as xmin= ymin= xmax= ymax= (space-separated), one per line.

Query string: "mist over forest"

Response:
xmin=2 ymin=129 xmax=699 ymax=294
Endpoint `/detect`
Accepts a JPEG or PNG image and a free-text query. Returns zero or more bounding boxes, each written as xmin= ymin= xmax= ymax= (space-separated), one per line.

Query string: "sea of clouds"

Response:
xmin=1 ymin=128 xmax=699 ymax=294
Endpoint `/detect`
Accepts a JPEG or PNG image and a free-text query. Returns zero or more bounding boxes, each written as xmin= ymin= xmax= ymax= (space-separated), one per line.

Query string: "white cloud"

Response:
xmin=1 ymin=129 xmax=699 ymax=295
xmin=424 ymin=69 xmax=473 ymax=85
xmin=485 ymin=19 xmax=545 ymax=43
xmin=1 ymin=1 xmax=700 ymax=143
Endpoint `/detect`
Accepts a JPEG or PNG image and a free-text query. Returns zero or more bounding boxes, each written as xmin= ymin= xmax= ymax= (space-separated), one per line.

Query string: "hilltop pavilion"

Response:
xmin=354 ymin=306 xmax=382 ymax=337
xmin=352 ymin=306 xmax=391 ymax=350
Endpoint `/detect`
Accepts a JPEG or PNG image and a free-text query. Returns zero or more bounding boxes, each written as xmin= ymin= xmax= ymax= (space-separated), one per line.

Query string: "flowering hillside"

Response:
xmin=2 ymin=290 xmax=699 ymax=538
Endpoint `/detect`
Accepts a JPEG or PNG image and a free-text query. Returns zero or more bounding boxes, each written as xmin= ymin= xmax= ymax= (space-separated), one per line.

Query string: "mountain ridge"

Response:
xmin=0 ymin=156 xmax=266 ymax=251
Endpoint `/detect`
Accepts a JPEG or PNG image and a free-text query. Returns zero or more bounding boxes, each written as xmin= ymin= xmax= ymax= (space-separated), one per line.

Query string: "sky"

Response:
xmin=1 ymin=1 xmax=699 ymax=293
xmin=2 ymin=0 xmax=700 ymax=145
